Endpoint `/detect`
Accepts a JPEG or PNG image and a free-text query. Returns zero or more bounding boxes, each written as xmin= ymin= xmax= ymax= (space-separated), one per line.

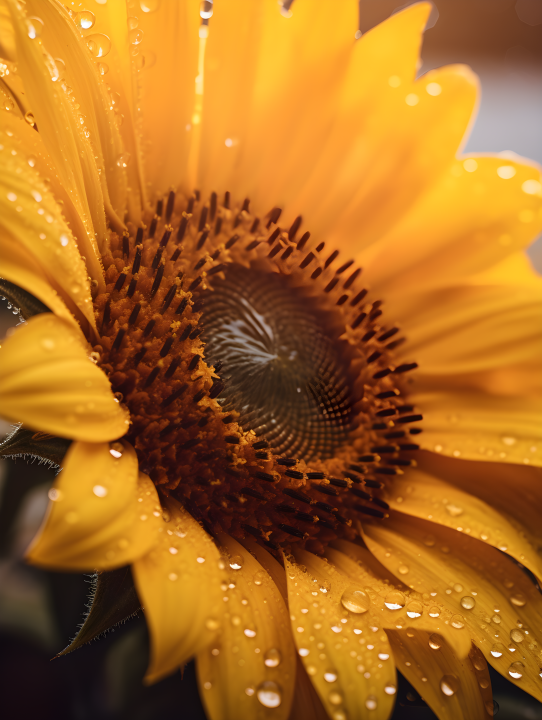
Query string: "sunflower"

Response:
xmin=1 ymin=0 xmax=542 ymax=717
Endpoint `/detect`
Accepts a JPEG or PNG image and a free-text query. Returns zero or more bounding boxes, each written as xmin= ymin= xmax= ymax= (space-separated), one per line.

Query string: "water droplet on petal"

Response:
xmin=329 ymin=691 xmax=343 ymax=706
xmin=508 ymin=661 xmax=524 ymax=679
xmin=510 ymin=593 xmax=526 ymax=607
xmin=384 ymin=683 xmax=397 ymax=696
xmin=446 ymin=503 xmax=463 ymax=517
xmin=365 ymin=695 xmax=377 ymax=710
xmin=97 ymin=62 xmax=109 ymax=75
xmin=27 ymin=17 xmax=44 ymax=39
xmin=41 ymin=337 xmax=55 ymax=351
xmin=229 ymin=554 xmax=243 ymax=570
xmin=205 ymin=617 xmax=219 ymax=631
xmin=298 ymin=648 xmax=309 ymax=657
xmin=428 ymin=606 xmax=440 ymax=618
xmin=140 ymin=0 xmax=160 ymax=11
xmin=501 ymin=435 xmax=517 ymax=446
xmin=264 ymin=648 xmax=281 ymax=668
xmin=116 ymin=152 xmax=131 ymax=168
xmin=341 ymin=587 xmax=369 ymax=614
xmin=253 ymin=570 xmax=266 ymax=586
xmin=93 ymin=484 xmax=108 ymax=497
xmin=196 ymin=556 xmax=205 ymax=563
xmin=24 ymin=111 xmax=35 ymax=127
xmin=440 ymin=675 xmax=459 ymax=696
xmin=245 ymin=686 xmax=254 ymax=696
xmin=428 ymin=634 xmax=442 ymax=650
xmin=450 ymin=614 xmax=465 ymax=629
xmin=48 ymin=488 xmax=63 ymax=501
xmin=74 ymin=11 xmax=96 ymax=29
xmin=491 ymin=643 xmax=504 ymax=658
xmin=406 ymin=601 xmax=423 ymax=618
xmin=384 ymin=590 xmax=406 ymax=610
xmin=128 ymin=28 xmax=144 ymax=45
xmin=460 ymin=596 xmax=475 ymax=610
xmin=510 ymin=629 xmax=524 ymax=643
xmin=109 ymin=442 xmax=123 ymax=458
xmin=86 ymin=33 xmax=111 ymax=58
xmin=397 ymin=564 xmax=409 ymax=575
xmin=324 ymin=669 xmax=338 ymax=683
xmin=256 ymin=680 xmax=282 ymax=708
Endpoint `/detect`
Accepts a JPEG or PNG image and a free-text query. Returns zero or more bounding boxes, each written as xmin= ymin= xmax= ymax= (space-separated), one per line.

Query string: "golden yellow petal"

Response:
xmin=385 ymin=466 xmax=542 ymax=583
xmin=288 ymin=657 xmax=330 ymax=720
xmin=0 ymin=113 xmax=105 ymax=291
xmin=199 ymin=0 xmax=358 ymax=200
xmin=132 ymin=496 xmax=222 ymax=685
xmin=196 ymin=535 xmax=296 ymax=720
xmin=0 ymin=125 xmax=97 ymax=330
xmin=123 ymin=0 xmax=200 ymax=199
xmin=419 ymin=453 xmax=542 ymax=548
xmin=387 ymin=631 xmax=492 ymax=720
xmin=0 ymin=0 xmax=15 ymax=61
xmin=0 ymin=313 xmax=129 ymax=440
xmin=27 ymin=440 xmax=161 ymax=571
xmin=393 ymin=278 xmax=542 ymax=377
xmin=411 ymin=390 xmax=542 ymax=466
xmin=326 ymin=541 xmax=472 ymax=661
xmin=8 ymin=0 xmax=107 ymax=249
xmin=362 ymin=514 xmax=542 ymax=703
xmin=285 ymin=549 xmax=397 ymax=720
xmin=24 ymin=0 xmax=127 ymax=229
xmin=364 ymin=156 xmax=542 ymax=296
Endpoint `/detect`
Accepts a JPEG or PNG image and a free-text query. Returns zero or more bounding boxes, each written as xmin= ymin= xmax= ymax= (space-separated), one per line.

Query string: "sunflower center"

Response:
xmin=93 ymin=190 xmax=422 ymax=554
xmin=201 ymin=264 xmax=355 ymax=460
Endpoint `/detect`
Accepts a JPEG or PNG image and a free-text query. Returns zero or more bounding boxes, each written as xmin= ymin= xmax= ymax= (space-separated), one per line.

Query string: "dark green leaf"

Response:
xmin=0 ymin=427 xmax=70 ymax=467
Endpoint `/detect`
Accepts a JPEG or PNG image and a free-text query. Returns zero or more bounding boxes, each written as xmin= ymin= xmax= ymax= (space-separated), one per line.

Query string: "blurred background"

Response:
xmin=0 ymin=1 xmax=541 ymax=718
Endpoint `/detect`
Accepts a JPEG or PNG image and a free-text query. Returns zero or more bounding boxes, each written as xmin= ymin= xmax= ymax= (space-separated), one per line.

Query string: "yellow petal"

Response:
xmin=393 ymin=275 xmax=542 ymax=377
xmin=418 ymin=452 xmax=542 ymax=548
xmin=121 ymin=0 xmax=200 ymax=199
xmin=362 ymin=514 xmax=542 ymax=703
xmin=385 ymin=465 xmax=542 ymax=583
xmin=196 ymin=535 xmax=296 ymax=720
xmin=326 ymin=541 xmax=472 ymax=661
xmin=132 ymin=496 xmax=222 ymax=684
xmin=8 ymin=0 xmax=107 ymax=249
xmin=364 ymin=156 xmax=542 ymax=296
xmin=285 ymin=548 xmax=397 ymax=720
xmin=199 ymin=0 xmax=358 ymax=200
xmin=27 ymin=440 xmax=161 ymax=571
xmin=387 ymin=631 xmax=492 ymax=720
xmin=24 ymin=0 xmax=128 ymax=229
xmin=0 ymin=313 xmax=129 ymax=440
xmin=0 ymin=124 xmax=97 ymax=330
xmin=288 ymin=657 xmax=330 ymax=720
xmin=0 ymin=0 xmax=15 ymax=61
xmin=412 ymin=390 xmax=542 ymax=466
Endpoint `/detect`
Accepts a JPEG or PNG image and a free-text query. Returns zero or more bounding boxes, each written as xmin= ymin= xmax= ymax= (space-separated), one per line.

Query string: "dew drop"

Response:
xmin=60 ymin=234 xmax=69 ymax=247
xmin=384 ymin=683 xmax=397 ymax=696
xmin=92 ymin=484 xmax=108 ymax=497
xmin=398 ymin=564 xmax=409 ymax=575
xmin=428 ymin=633 xmax=442 ymax=650
xmin=491 ymin=643 xmax=504 ymax=658
xmin=492 ymin=614 xmax=501 ymax=624
xmin=450 ymin=614 xmax=465 ymax=629
xmin=365 ymin=695 xmax=377 ymax=710
xmin=510 ymin=629 xmax=524 ymax=643
xmin=74 ymin=11 xmax=96 ymax=30
xmin=460 ymin=596 xmax=476 ymax=610
xmin=510 ymin=593 xmax=526 ymax=607
xmin=428 ymin=606 xmax=440 ymax=618
xmin=27 ymin=155 xmax=37 ymax=167
xmin=86 ymin=33 xmax=111 ymax=58
xmin=24 ymin=111 xmax=35 ymax=127
xmin=340 ymin=587 xmax=369 ymax=614
xmin=41 ymin=337 xmax=55 ymax=351
xmin=97 ymin=62 xmax=109 ymax=75
xmin=329 ymin=691 xmax=343 ymax=706
xmin=378 ymin=652 xmax=390 ymax=661
xmin=168 ymin=547 xmax=178 ymax=555
xmin=406 ymin=601 xmax=423 ymax=619
xmin=508 ymin=661 xmax=524 ymax=679
xmin=205 ymin=617 xmax=219 ymax=631
xmin=324 ymin=669 xmax=338 ymax=683
xmin=109 ymin=442 xmax=123 ymax=458
xmin=27 ymin=17 xmax=44 ymax=39
xmin=244 ymin=628 xmax=256 ymax=638
xmin=196 ymin=556 xmax=205 ymax=563
xmin=245 ymin=686 xmax=254 ymax=696
xmin=229 ymin=554 xmax=244 ymax=570
xmin=263 ymin=648 xmax=281 ymax=667
xmin=440 ymin=675 xmax=459 ymax=697
xmin=48 ymin=488 xmax=63 ymax=502
xmin=256 ymin=680 xmax=282 ymax=708
xmin=253 ymin=570 xmax=266 ymax=586
xmin=168 ymin=572 xmax=178 ymax=581
xmin=298 ymin=648 xmax=309 ymax=657
xmin=446 ymin=503 xmax=464 ymax=517
xmin=128 ymin=28 xmax=144 ymax=45
xmin=116 ymin=152 xmax=131 ymax=168
xmin=384 ymin=590 xmax=406 ymax=610
xmin=306 ymin=665 xmax=317 ymax=676
xmin=140 ymin=0 xmax=160 ymax=10
xmin=501 ymin=436 xmax=517 ymax=446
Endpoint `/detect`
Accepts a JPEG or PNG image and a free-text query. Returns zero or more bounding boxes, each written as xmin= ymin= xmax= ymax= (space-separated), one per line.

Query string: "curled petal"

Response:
xmin=197 ymin=535 xmax=296 ymax=720
xmin=132 ymin=496 xmax=223 ymax=684
xmin=0 ymin=314 xmax=129 ymax=441
xmin=27 ymin=440 xmax=161 ymax=571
